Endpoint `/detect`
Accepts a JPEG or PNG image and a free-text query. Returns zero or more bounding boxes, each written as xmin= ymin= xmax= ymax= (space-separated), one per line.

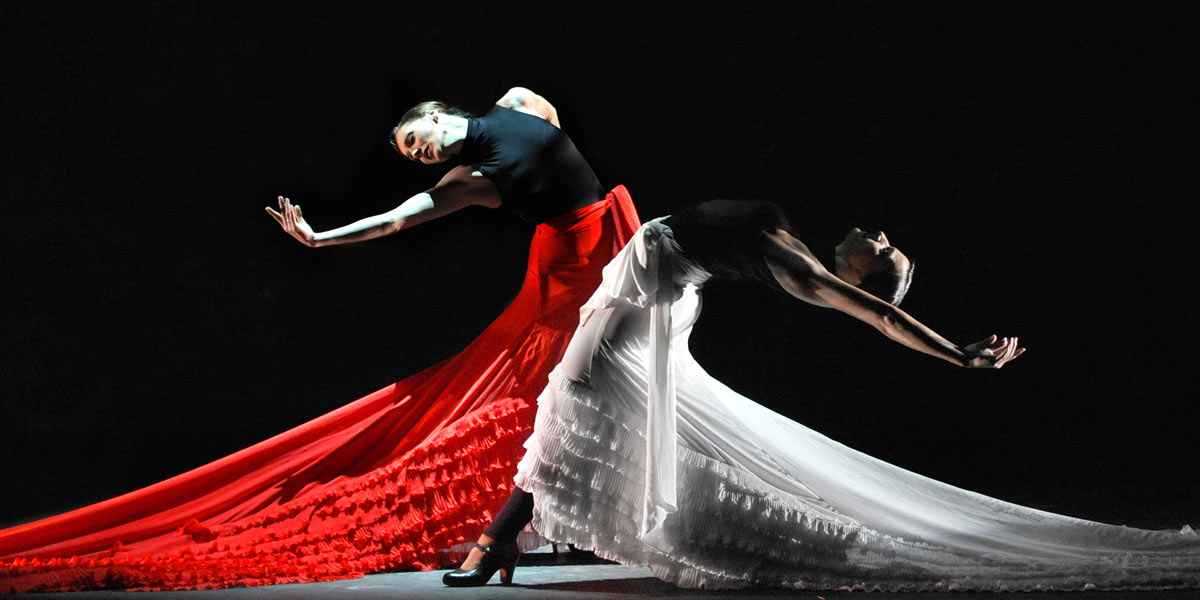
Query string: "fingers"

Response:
xmin=992 ymin=336 xmax=1026 ymax=368
xmin=1000 ymin=340 xmax=1026 ymax=367
xmin=278 ymin=195 xmax=291 ymax=225
xmin=982 ymin=336 xmax=1007 ymax=354
xmin=280 ymin=196 xmax=291 ymax=222
xmin=275 ymin=196 xmax=291 ymax=229
xmin=270 ymin=196 xmax=308 ymax=244
xmin=964 ymin=334 xmax=1001 ymax=353
xmin=963 ymin=334 xmax=1025 ymax=368
xmin=999 ymin=338 xmax=1017 ymax=364
xmin=277 ymin=196 xmax=303 ymax=230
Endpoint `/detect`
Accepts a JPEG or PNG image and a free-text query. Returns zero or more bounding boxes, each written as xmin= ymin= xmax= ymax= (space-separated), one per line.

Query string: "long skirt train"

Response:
xmin=515 ymin=218 xmax=1200 ymax=592
xmin=0 ymin=187 xmax=640 ymax=593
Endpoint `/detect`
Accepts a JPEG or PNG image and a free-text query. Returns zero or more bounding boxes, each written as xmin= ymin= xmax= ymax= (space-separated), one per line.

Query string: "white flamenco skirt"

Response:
xmin=514 ymin=218 xmax=1200 ymax=591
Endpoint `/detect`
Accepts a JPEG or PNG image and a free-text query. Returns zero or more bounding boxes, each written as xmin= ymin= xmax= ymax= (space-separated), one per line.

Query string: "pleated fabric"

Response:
xmin=0 ymin=186 xmax=641 ymax=593
xmin=515 ymin=218 xmax=1200 ymax=592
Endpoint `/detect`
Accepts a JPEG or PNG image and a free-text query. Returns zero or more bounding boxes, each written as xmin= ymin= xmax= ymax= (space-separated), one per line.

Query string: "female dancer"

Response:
xmin=0 ymin=88 xmax=640 ymax=593
xmin=450 ymin=200 xmax=1200 ymax=591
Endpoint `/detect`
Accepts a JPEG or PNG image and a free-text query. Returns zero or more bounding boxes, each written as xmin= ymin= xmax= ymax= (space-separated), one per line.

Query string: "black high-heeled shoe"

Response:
xmin=442 ymin=541 xmax=520 ymax=587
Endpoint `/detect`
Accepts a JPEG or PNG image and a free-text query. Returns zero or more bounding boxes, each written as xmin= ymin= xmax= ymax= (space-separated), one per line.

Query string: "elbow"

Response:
xmin=875 ymin=309 xmax=902 ymax=336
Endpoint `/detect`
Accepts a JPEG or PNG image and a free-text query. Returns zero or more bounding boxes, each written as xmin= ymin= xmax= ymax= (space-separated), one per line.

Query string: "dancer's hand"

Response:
xmin=265 ymin=196 xmax=317 ymax=247
xmin=961 ymin=335 xmax=1024 ymax=368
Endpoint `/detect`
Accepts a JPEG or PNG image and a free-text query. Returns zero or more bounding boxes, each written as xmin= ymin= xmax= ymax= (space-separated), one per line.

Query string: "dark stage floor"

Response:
xmin=9 ymin=547 xmax=1198 ymax=600
xmin=10 ymin=564 xmax=1200 ymax=600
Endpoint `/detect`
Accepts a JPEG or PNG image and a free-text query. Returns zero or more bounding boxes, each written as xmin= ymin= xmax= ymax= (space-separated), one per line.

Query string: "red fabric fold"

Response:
xmin=1 ymin=187 xmax=640 ymax=592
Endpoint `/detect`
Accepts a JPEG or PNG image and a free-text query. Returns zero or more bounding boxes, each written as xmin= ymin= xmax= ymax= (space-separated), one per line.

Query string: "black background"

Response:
xmin=2 ymin=2 xmax=1197 ymax=533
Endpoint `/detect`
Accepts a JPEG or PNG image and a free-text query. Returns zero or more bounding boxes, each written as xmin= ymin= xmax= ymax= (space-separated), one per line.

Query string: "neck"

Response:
xmin=440 ymin=114 xmax=470 ymax=156
xmin=832 ymin=251 xmax=859 ymax=284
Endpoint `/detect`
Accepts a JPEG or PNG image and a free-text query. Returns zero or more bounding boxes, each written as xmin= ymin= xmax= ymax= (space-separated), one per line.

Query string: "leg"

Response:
xmin=482 ymin=487 xmax=535 ymax=544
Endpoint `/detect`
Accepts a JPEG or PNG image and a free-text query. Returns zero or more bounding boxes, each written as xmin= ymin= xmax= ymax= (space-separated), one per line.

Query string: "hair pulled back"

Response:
xmin=389 ymin=101 xmax=472 ymax=154
xmin=858 ymin=261 xmax=915 ymax=306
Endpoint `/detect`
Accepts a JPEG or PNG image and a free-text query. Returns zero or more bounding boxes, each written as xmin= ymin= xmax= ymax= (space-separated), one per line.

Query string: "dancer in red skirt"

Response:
xmin=0 ymin=87 xmax=640 ymax=592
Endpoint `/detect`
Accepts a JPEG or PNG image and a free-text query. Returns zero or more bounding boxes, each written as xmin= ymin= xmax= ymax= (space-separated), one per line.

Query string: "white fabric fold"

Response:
xmin=569 ymin=218 xmax=691 ymax=550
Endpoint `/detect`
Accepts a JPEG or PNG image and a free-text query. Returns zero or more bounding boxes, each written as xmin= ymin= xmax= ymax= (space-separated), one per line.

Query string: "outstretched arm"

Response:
xmin=266 ymin=166 xmax=501 ymax=248
xmin=763 ymin=231 xmax=1024 ymax=368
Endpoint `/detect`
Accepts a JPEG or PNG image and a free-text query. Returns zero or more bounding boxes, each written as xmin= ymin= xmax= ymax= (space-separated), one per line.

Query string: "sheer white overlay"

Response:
xmin=514 ymin=218 xmax=1200 ymax=591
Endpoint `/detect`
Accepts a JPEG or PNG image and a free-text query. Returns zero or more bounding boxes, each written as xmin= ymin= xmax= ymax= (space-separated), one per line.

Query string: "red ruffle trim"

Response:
xmin=1 ymin=398 xmax=535 ymax=593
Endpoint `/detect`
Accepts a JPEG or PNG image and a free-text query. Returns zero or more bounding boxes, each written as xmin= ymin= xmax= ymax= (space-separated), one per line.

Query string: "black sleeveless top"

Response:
xmin=455 ymin=105 xmax=605 ymax=223
xmin=663 ymin=199 xmax=794 ymax=291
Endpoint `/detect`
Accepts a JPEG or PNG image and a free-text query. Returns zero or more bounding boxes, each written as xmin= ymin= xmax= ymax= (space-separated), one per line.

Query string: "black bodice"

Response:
xmin=664 ymin=200 xmax=795 ymax=291
xmin=456 ymin=105 xmax=604 ymax=223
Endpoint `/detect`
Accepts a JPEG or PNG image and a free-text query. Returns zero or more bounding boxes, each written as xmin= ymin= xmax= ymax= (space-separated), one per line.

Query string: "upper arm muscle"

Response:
xmin=390 ymin=166 xmax=500 ymax=230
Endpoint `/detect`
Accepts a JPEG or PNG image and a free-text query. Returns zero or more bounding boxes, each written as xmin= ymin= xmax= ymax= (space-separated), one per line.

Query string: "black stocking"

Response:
xmin=482 ymin=487 xmax=534 ymax=543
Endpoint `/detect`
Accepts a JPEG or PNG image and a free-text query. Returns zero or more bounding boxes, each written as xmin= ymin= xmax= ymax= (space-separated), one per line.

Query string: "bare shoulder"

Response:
xmin=497 ymin=86 xmax=541 ymax=109
xmin=496 ymin=86 xmax=561 ymax=127
xmin=762 ymin=229 xmax=824 ymax=276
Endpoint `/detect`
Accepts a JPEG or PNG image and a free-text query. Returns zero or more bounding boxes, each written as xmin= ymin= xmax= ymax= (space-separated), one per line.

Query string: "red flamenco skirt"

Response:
xmin=0 ymin=186 xmax=640 ymax=592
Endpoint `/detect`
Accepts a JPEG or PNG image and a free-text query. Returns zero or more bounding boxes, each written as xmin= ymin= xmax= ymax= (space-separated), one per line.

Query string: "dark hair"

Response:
xmin=858 ymin=261 xmax=915 ymax=306
xmin=389 ymin=101 xmax=472 ymax=154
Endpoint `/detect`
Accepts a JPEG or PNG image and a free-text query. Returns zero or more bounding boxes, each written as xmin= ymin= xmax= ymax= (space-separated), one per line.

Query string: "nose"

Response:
xmin=878 ymin=231 xmax=889 ymax=244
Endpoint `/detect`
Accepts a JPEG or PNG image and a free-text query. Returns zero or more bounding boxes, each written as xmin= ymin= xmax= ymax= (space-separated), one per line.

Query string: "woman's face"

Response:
xmin=395 ymin=112 xmax=451 ymax=164
xmin=834 ymin=227 xmax=911 ymax=284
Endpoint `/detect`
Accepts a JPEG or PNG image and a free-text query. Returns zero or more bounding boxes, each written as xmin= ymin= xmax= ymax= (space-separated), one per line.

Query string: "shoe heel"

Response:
xmin=499 ymin=556 xmax=518 ymax=585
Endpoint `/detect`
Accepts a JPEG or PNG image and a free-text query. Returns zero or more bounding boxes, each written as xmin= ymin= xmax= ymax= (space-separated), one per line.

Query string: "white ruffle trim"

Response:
xmin=515 ymin=368 xmax=1200 ymax=591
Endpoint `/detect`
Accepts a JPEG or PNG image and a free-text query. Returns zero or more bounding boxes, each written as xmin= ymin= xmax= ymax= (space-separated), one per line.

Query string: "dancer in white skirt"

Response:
xmin=446 ymin=200 xmax=1199 ymax=591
